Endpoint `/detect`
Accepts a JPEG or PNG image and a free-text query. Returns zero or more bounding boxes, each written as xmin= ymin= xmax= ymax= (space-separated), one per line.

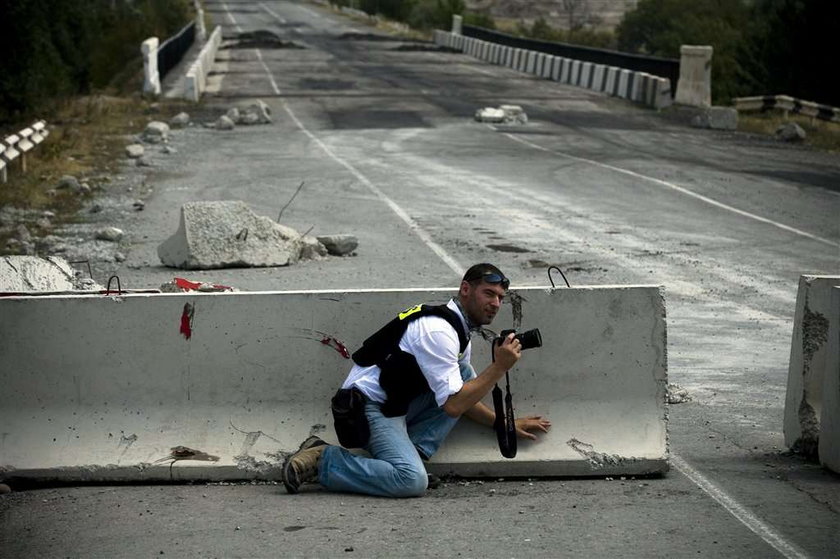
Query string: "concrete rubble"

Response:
xmin=169 ymin=112 xmax=190 ymax=128
xmin=776 ymin=122 xmax=806 ymax=142
xmin=126 ymin=144 xmax=145 ymax=158
xmin=316 ymin=234 xmax=358 ymax=256
xmin=0 ymin=255 xmax=102 ymax=292
xmin=95 ymin=226 xmax=124 ymax=242
xmin=143 ymin=121 xmax=169 ymax=144
xmin=157 ymin=200 xmax=328 ymax=269
xmin=474 ymin=105 xmax=528 ymax=124
xmin=218 ymin=101 xmax=273 ymax=129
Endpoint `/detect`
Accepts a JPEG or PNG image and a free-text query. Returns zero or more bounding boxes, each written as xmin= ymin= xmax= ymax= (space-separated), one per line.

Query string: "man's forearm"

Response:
xmin=464 ymin=401 xmax=495 ymax=426
xmin=442 ymin=362 xmax=507 ymax=417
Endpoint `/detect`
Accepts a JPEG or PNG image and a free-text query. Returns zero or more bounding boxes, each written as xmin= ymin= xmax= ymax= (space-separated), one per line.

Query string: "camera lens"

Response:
xmin=516 ymin=329 xmax=542 ymax=350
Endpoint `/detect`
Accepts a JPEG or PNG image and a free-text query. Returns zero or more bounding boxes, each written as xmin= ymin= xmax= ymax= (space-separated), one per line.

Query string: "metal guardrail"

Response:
xmin=733 ymin=95 xmax=840 ymax=123
xmin=1 ymin=121 xmax=48 ymax=183
xmin=158 ymin=21 xmax=196 ymax=80
xmin=462 ymin=24 xmax=680 ymax=97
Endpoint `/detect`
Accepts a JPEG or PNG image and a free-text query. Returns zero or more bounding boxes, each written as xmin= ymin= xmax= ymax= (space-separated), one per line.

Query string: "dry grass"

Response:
xmin=0 ymin=93 xmax=193 ymax=251
xmin=738 ymin=111 xmax=840 ymax=153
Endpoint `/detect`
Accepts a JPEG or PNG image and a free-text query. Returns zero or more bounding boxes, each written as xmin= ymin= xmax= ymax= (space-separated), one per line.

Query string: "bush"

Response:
xmin=0 ymin=0 xmax=192 ymax=125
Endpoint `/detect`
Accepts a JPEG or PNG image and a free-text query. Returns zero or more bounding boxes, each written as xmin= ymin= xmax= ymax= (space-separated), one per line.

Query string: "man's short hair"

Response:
xmin=462 ymin=263 xmax=509 ymax=289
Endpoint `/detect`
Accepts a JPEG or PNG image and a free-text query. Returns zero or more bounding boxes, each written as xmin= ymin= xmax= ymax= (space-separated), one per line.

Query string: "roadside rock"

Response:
xmin=241 ymin=100 xmax=272 ymax=124
xmin=56 ymin=175 xmax=81 ymax=191
xmin=317 ymin=234 xmax=358 ymax=256
xmin=96 ymin=227 xmax=124 ymax=242
xmin=0 ymin=255 xmax=102 ymax=292
xmin=157 ymin=201 xmax=326 ymax=269
xmin=126 ymin=144 xmax=145 ymax=158
xmin=216 ymin=115 xmax=235 ymax=130
xmin=169 ymin=112 xmax=190 ymax=127
xmin=226 ymin=107 xmax=241 ymax=123
xmin=475 ymin=107 xmax=506 ymax=123
xmin=776 ymin=122 xmax=806 ymax=142
xmin=143 ymin=121 xmax=169 ymax=143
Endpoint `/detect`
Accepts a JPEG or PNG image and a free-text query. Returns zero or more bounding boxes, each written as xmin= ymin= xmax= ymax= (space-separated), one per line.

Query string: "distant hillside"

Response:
xmin=464 ymin=0 xmax=638 ymax=30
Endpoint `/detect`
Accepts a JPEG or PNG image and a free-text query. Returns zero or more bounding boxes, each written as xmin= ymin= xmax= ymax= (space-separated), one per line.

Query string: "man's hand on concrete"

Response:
xmin=515 ymin=415 xmax=551 ymax=440
xmin=495 ymin=333 xmax=521 ymax=371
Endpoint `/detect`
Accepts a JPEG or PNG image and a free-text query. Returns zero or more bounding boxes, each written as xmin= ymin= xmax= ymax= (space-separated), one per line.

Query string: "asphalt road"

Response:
xmin=2 ymin=1 xmax=839 ymax=557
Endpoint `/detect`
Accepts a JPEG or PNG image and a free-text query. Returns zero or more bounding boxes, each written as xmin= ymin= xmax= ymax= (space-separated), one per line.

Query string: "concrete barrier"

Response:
xmin=451 ymin=14 xmax=462 ymax=36
xmin=733 ymin=95 xmax=840 ymax=124
xmin=184 ymin=26 xmax=222 ymax=102
xmin=820 ymin=287 xmax=840 ymax=473
xmin=2 ymin=121 xmax=48 ymax=183
xmin=433 ymin=30 xmax=674 ymax=110
xmin=784 ymin=276 xmax=840 ymax=458
xmin=675 ymin=45 xmax=712 ymax=108
xmin=141 ymin=37 xmax=162 ymax=96
xmin=0 ymin=286 xmax=668 ymax=482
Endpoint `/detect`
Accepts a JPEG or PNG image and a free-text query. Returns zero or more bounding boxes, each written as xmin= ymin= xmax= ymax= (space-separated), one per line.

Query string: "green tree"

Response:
xmin=617 ymin=0 xmax=750 ymax=103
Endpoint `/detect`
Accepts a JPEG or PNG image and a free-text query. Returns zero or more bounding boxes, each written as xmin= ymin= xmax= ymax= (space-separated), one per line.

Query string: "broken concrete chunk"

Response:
xmin=126 ymin=144 xmax=145 ymax=158
xmin=316 ymin=234 xmax=358 ymax=256
xmin=690 ymin=107 xmax=737 ymax=130
xmin=241 ymin=100 xmax=272 ymax=124
xmin=157 ymin=201 xmax=322 ymax=269
xmin=0 ymin=255 xmax=102 ymax=292
xmin=226 ymin=107 xmax=241 ymax=123
xmin=216 ymin=115 xmax=235 ymax=130
xmin=475 ymin=105 xmax=528 ymax=124
xmin=96 ymin=227 xmax=124 ymax=242
xmin=143 ymin=121 xmax=169 ymax=143
xmin=475 ymin=107 xmax=506 ymax=123
xmin=169 ymin=112 xmax=190 ymax=127
xmin=776 ymin=122 xmax=806 ymax=142
xmin=300 ymin=235 xmax=328 ymax=260
xmin=499 ymin=105 xmax=528 ymax=124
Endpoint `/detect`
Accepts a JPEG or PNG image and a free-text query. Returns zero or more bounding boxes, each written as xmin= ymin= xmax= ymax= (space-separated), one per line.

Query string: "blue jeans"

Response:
xmin=319 ymin=365 xmax=472 ymax=497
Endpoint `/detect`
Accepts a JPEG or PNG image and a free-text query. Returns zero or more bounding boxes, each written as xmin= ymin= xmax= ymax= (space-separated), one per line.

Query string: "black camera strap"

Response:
xmin=491 ymin=343 xmax=517 ymax=459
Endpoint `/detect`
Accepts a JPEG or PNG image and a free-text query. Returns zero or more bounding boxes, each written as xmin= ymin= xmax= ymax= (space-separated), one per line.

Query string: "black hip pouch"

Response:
xmin=331 ymin=386 xmax=370 ymax=449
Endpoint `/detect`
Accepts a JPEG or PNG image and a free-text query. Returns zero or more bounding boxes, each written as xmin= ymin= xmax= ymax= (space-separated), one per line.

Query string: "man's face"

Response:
xmin=459 ymin=280 xmax=505 ymax=326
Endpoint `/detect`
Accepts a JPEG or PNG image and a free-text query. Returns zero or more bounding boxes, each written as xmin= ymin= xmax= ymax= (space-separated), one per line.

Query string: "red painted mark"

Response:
xmin=180 ymin=303 xmax=194 ymax=340
xmin=321 ymin=336 xmax=350 ymax=359
xmin=175 ymin=277 xmax=232 ymax=292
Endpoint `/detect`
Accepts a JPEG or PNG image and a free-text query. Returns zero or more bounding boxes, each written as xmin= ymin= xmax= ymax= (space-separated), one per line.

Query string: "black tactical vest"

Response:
xmin=352 ymin=304 xmax=470 ymax=417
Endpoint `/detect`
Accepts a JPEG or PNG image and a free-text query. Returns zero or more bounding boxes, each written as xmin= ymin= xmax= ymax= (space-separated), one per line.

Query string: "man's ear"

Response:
xmin=458 ymin=280 xmax=470 ymax=298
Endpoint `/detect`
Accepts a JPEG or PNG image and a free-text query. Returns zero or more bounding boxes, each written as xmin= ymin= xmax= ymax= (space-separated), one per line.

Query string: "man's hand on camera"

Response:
xmin=515 ymin=415 xmax=551 ymax=440
xmin=495 ymin=333 xmax=521 ymax=371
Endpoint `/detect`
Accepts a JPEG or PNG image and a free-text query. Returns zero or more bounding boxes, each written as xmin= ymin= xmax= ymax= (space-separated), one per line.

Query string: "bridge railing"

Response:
xmin=1 ymin=121 xmax=48 ymax=183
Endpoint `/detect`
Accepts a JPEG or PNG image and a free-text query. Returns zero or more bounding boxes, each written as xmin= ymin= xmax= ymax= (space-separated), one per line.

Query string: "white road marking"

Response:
xmin=459 ymin=64 xmax=497 ymax=76
xmin=221 ymin=2 xmax=243 ymax=33
xmin=671 ymin=454 xmax=811 ymax=559
xmin=254 ymin=49 xmax=281 ymax=94
xmin=254 ymin=55 xmax=464 ymax=278
xmin=259 ymin=2 xmax=286 ymax=24
xmin=504 ymin=132 xmax=840 ymax=248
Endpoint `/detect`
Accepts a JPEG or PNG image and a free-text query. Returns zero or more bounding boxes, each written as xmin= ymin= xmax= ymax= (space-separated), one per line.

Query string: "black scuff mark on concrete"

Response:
xmin=117 ymin=433 xmax=138 ymax=460
xmin=792 ymin=297 xmax=829 ymax=459
xmin=309 ymin=424 xmax=326 ymax=436
xmin=566 ymin=438 xmax=638 ymax=469
xmin=508 ymin=292 xmax=526 ymax=329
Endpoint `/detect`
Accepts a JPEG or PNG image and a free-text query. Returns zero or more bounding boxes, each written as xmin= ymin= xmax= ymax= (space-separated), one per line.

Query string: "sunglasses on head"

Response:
xmin=465 ymin=272 xmax=510 ymax=289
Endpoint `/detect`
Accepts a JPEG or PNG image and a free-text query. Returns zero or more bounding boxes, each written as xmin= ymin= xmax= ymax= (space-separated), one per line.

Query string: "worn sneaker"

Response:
xmin=297 ymin=435 xmax=328 ymax=452
xmin=282 ymin=443 xmax=328 ymax=494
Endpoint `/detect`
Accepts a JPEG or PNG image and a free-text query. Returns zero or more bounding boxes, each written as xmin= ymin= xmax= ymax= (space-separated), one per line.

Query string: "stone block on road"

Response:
xmin=157 ymin=201 xmax=322 ymax=269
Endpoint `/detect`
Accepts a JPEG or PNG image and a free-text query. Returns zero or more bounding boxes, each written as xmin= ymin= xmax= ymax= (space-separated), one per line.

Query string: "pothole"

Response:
xmin=223 ymin=30 xmax=304 ymax=50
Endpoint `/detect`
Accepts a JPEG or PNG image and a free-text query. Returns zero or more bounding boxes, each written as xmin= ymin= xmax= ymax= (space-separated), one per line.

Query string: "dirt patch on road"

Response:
xmin=224 ymin=31 xmax=304 ymax=50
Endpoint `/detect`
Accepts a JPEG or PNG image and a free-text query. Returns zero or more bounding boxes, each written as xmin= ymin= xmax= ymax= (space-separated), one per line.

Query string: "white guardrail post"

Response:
xmin=141 ymin=37 xmax=162 ymax=96
xmin=1 ymin=121 xmax=49 ymax=183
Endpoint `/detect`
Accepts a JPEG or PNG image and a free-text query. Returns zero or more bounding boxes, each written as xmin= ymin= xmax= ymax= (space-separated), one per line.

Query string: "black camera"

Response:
xmin=499 ymin=328 xmax=542 ymax=350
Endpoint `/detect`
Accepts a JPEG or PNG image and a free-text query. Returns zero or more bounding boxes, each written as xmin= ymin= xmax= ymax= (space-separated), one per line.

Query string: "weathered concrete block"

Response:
xmin=819 ymin=287 xmax=840 ymax=473
xmin=216 ymin=115 xmax=235 ymax=130
xmin=157 ymin=201 xmax=308 ymax=269
xmin=675 ymin=45 xmax=713 ymax=107
xmin=784 ymin=276 xmax=840 ymax=458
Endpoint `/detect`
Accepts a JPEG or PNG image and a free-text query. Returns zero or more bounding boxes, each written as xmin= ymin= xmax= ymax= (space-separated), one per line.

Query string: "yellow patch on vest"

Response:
xmin=398 ymin=304 xmax=423 ymax=320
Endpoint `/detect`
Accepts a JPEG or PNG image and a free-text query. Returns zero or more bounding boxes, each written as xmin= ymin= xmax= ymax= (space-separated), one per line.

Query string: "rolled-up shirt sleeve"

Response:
xmin=401 ymin=323 xmax=465 ymax=408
